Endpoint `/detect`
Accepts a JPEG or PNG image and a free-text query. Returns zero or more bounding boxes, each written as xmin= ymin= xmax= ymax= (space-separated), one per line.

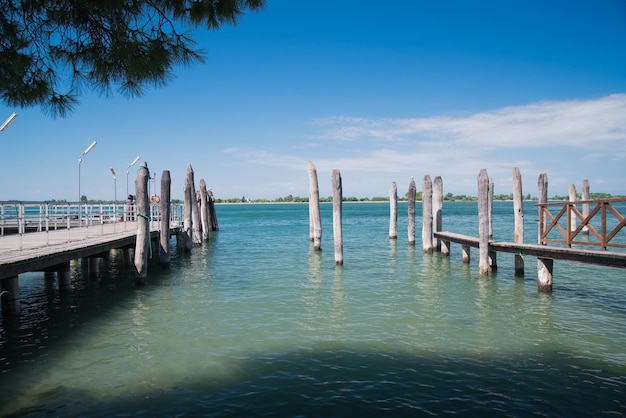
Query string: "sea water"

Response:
xmin=0 ymin=201 xmax=624 ymax=417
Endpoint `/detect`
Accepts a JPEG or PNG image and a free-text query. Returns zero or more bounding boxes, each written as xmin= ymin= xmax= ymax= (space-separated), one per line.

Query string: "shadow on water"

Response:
xmin=2 ymin=341 xmax=624 ymax=417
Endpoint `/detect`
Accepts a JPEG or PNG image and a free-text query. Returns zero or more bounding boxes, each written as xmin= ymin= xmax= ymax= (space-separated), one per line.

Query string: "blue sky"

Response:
xmin=1 ymin=0 xmax=625 ymax=201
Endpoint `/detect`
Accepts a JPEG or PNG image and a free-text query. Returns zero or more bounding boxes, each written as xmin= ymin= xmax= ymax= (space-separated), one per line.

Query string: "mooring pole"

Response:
xmin=513 ymin=167 xmax=524 ymax=276
xmin=308 ymin=161 xmax=322 ymax=251
xmin=134 ymin=161 xmax=150 ymax=285
xmin=332 ymin=169 xmax=343 ymax=265
xmin=389 ymin=182 xmax=398 ymax=240
xmin=159 ymin=170 xmax=171 ymax=268
xmin=422 ymin=175 xmax=433 ymax=253
xmin=408 ymin=177 xmax=416 ymax=246
xmin=537 ymin=173 xmax=553 ymax=291
xmin=478 ymin=169 xmax=491 ymax=275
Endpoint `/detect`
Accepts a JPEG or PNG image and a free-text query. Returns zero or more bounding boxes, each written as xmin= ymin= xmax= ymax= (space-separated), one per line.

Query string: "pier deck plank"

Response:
xmin=0 ymin=222 xmax=179 ymax=279
xmin=434 ymin=231 xmax=626 ymax=269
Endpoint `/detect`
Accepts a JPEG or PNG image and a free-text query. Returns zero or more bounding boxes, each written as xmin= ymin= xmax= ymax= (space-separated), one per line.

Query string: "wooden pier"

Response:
xmin=0 ymin=162 xmax=218 ymax=316
xmin=434 ymin=231 xmax=626 ymax=269
xmin=431 ymin=169 xmax=626 ymax=291
xmin=0 ymin=219 xmax=181 ymax=315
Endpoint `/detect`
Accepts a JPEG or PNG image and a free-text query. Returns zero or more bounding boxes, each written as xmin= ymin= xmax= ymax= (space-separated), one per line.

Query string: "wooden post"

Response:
xmin=462 ymin=245 xmax=470 ymax=263
xmin=159 ymin=170 xmax=171 ymax=268
xmin=477 ymin=169 xmax=491 ymax=275
xmin=199 ymin=179 xmax=210 ymax=241
xmin=389 ymin=182 xmax=398 ymax=239
xmin=123 ymin=247 xmax=132 ymax=266
xmin=408 ymin=177 xmax=416 ymax=246
xmin=187 ymin=165 xmax=202 ymax=245
xmin=569 ymin=183 xmax=577 ymax=234
xmin=512 ymin=167 xmax=524 ymax=276
xmin=537 ymin=173 xmax=552 ymax=291
xmin=422 ymin=175 xmax=433 ymax=253
xmin=1 ymin=276 xmax=20 ymax=315
xmin=332 ymin=169 xmax=343 ymax=265
xmin=441 ymin=239 xmax=450 ymax=257
xmin=308 ymin=161 xmax=322 ymax=251
xmin=581 ymin=179 xmax=590 ymax=235
xmin=488 ymin=177 xmax=494 ymax=238
xmin=88 ymin=257 xmax=98 ymax=275
xmin=537 ymin=258 xmax=553 ymax=292
xmin=57 ymin=262 xmax=71 ymax=289
xmin=182 ymin=177 xmax=193 ymax=251
xmin=134 ymin=161 xmax=150 ymax=285
xmin=432 ymin=176 xmax=443 ymax=252
xmin=208 ymin=189 xmax=219 ymax=231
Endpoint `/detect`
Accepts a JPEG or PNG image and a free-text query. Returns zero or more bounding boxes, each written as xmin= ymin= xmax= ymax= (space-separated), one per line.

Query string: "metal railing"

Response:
xmin=538 ymin=198 xmax=626 ymax=250
xmin=0 ymin=201 xmax=184 ymax=237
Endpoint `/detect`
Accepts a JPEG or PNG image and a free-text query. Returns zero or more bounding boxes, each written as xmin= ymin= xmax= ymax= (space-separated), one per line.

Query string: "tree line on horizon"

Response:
xmin=213 ymin=192 xmax=624 ymax=204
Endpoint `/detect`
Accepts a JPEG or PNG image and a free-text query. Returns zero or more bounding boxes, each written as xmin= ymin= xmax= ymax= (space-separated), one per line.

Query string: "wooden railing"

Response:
xmin=538 ymin=198 xmax=626 ymax=250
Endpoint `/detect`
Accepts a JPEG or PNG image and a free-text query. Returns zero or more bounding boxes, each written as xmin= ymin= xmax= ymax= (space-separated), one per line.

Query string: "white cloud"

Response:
xmin=315 ymin=94 xmax=626 ymax=149
xmin=222 ymin=94 xmax=626 ymax=196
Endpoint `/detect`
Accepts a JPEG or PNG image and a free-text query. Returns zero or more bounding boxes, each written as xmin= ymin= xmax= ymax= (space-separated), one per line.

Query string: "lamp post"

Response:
xmin=126 ymin=155 xmax=140 ymax=200
xmin=110 ymin=167 xmax=117 ymax=202
xmin=0 ymin=112 xmax=18 ymax=132
xmin=78 ymin=140 xmax=97 ymax=203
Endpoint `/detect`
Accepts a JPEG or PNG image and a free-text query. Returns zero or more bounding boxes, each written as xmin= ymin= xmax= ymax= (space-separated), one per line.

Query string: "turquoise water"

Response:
xmin=1 ymin=201 xmax=625 ymax=417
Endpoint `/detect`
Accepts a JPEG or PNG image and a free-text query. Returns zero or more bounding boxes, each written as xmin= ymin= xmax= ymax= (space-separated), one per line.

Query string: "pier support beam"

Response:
xmin=433 ymin=176 xmax=443 ymax=252
xmin=537 ymin=257 xmax=553 ymax=292
xmin=89 ymin=257 xmax=98 ymax=275
xmin=441 ymin=239 xmax=450 ymax=257
xmin=1 ymin=276 xmax=20 ymax=316
xmin=537 ymin=173 xmax=550 ymax=291
xmin=462 ymin=245 xmax=470 ymax=263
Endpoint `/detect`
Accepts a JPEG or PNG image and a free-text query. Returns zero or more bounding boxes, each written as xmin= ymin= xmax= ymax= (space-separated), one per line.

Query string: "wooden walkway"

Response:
xmin=434 ymin=231 xmax=626 ymax=269
xmin=0 ymin=222 xmax=180 ymax=280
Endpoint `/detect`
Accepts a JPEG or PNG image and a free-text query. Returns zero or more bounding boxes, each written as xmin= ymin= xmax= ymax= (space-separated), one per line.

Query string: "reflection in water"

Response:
xmin=302 ymin=248 xmax=346 ymax=343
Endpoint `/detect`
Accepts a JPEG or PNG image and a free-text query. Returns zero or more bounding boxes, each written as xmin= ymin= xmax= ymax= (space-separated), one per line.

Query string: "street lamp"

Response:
xmin=126 ymin=155 xmax=140 ymax=200
xmin=78 ymin=140 xmax=97 ymax=202
xmin=0 ymin=112 xmax=18 ymax=132
xmin=110 ymin=167 xmax=117 ymax=202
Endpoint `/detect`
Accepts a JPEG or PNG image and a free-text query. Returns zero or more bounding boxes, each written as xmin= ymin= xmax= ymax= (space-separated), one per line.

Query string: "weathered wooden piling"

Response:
xmin=199 ymin=179 xmax=210 ymax=241
xmin=433 ymin=176 xmax=443 ymax=253
xmin=187 ymin=165 xmax=202 ymax=246
xmin=1 ymin=276 xmax=20 ymax=315
xmin=408 ymin=177 xmax=416 ymax=246
xmin=488 ymin=177 xmax=494 ymax=238
xmin=182 ymin=177 xmax=193 ymax=252
xmin=57 ymin=262 xmax=71 ymax=289
xmin=208 ymin=189 xmax=219 ymax=231
xmin=537 ymin=172 xmax=552 ymax=291
xmin=134 ymin=161 xmax=150 ymax=285
xmin=477 ymin=169 xmax=491 ymax=275
xmin=159 ymin=170 xmax=171 ymax=268
xmin=389 ymin=182 xmax=398 ymax=239
xmin=308 ymin=161 xmax=322 ymax=251
xmin=422 ymin=175 xmax=433 ymax=253
xmin=582 ymin=179 xmax=590 ymax=235
xmin=512 ymin=167 xmax=524 ymax=276
xmin=569 ymin=183 xmax=577 ymax=233
xmin=332 ymin=169 xmax=343 ymax=265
